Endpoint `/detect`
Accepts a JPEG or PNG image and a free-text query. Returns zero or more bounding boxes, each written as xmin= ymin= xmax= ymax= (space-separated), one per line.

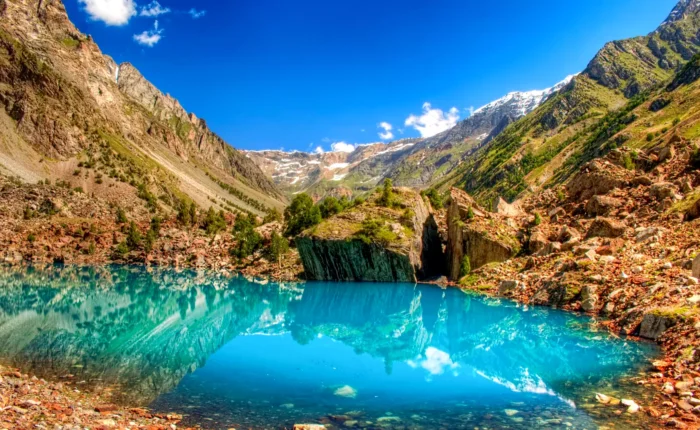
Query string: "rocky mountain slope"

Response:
xmin=247 ymin=77 xmax=574 ymax=200
xmin=433 ymin=0 xmax=700 ymax=206
xmin=0 ymin=0 xmax=285 ymax=216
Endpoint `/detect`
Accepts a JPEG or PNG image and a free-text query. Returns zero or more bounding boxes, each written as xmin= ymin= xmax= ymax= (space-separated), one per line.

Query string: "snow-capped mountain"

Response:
xmin=247 ymin=75 xmax=576 ymax=198
xmin=473 ymin=75 xmax=576 ymax=118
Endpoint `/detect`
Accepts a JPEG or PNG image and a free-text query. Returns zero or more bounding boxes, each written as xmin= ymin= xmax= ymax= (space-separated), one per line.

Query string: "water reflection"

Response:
xmin=0 ymin=264 xmax=657 ymax=428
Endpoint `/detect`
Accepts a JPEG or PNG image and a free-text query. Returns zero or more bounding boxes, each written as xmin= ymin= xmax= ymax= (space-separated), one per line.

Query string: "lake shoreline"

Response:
xmin=0 ymin=261 xmax=695 ymax=429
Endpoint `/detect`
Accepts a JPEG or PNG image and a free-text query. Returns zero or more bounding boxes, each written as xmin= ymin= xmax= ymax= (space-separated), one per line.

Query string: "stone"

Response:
xmin=586 ymin=195 xmax=623 ymax=217
xmin=639 ymin=312 xmax=674 ymax=340
xmin=693 ymin=254 xmax=700 ymax=278
xmin=529 ymin=231 xmax=549 ymax=255
xmin=650 ymin=182 xmax=677 ymax=201
xmin=333 ymin=385 xmax=357 ymax=398
xmin=581 ymin=285 xmax=598 ymax=312
xmin=678 ymin=400 xmax=694 ymax=412
xmin=687 ymin=197 xmax=700 ymax=221
xmin=621 ymin=399 xmax=640 ymax=413
xmin=504 ymin=409 xmax=519 ymax=416
xmin=499 ymin=280 xmax=523 ymax=295
xmin=492 ymin=197 xmax=522 ymax=217
xmin=635 ymin=227 xmax=665 ymax=243
xmin=586 ymin=218 xmax=627 ymax=239
xmin=294 ymin=426 xmax=327 ymax=430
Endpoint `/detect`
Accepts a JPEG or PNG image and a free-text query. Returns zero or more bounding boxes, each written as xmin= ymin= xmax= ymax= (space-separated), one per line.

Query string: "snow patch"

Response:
xmin=473 ymin=75 xmax=577 ymax=118
xmin=332 ymin=173 xmax=347 ymax=181
xmin=326 ymin=163 xmax=349 ymax=170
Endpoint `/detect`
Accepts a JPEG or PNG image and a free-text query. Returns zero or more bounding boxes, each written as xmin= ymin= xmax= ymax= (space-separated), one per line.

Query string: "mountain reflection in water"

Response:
xmin=0 ymin=264 xmax=657 ymax=428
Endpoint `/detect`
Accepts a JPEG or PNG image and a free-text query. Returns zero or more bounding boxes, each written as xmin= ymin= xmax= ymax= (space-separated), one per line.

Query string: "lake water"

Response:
xmin=0 ymin=264 xmax=659 ymax=429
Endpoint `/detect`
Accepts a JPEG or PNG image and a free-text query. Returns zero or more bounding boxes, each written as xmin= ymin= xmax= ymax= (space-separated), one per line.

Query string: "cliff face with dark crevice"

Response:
xmin=296 ymin=188 xmax=444 ymax=282
xmin=446 ymin=188 xmax=520 ymax=280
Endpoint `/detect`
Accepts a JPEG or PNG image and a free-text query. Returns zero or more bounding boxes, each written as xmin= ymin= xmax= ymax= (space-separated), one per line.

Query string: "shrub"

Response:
xmin=114 ymin=241 xmax=129 ymax=257
xmin=284 ymin=193 xmax=322 ymax=236
xmin=27 ymin=233 xmax=36 ymax=243
xmin=262 ymin=208 xmax=283 ymax=224
xmin=622 ymin=153 xmax=635 ymax=170
xmin=116 ymin=207 xmax=128 ymax=224
xmin=88 ymin=241 xmax=96 ymax=255
xmin=231 ymin=214 xmax=263 ymax=259
xmin=318 ymin=196 xmax=342 ymax=219
xmin=673 ymin=117 xmax=681 ymax=126
xmin=424 ymin=189 xmax=443 ymax=209
xmin=399 ymin=209 xmax=415 ymax=227
xmin=467 ymin=207 xmax=475 ymax=220
xmin=646 ymin=133 xmax=654 ymax=142
xmin=144 ymin=229 xmax=157 ymax=253
xmin=202 ymin=207 xmax=227 ymax=235
xmin=534 ymin=212 xmax=542 ymax=226
xmin=460 ymin=256 xmax=471 ymax=277
xmin=268 ymin=231 xmax=289 ymax=267
xmin=354 ymin=218 xmax=398 ymax=247
xmin=126 ymin=221 xmax=141 ymax=250
xmin=150 ymin=216 xmax=162 ymax=235
xmin=23 ymin=207 xmax=37 ymax=220
xmin=377 ymin=178 xmax=396 ymax=208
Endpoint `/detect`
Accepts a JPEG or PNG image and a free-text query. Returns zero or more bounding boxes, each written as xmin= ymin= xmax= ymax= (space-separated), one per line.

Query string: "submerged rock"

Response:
xmin=333 ymin=385 xmax=358 ymax=398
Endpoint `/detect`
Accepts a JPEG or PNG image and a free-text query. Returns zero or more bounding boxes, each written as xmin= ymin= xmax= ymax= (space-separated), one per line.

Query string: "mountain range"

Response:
xmin=1 ymin=0 xmax=699 ymax=212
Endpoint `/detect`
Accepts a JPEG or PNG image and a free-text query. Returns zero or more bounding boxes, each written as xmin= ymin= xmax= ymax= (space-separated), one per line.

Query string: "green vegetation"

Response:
xmin=460 ymin=256 xmax=471 ymax=277
xmin=137 ymin=183 xmax=159 ymax=212
xmin=27 ymin=233 xmax=36 ymax=243
xmin=422 ymin=188 xmax=444 ymax=209
xmin=284 ymin=193 xmax=321 ymax=236
xmin=202 ymin=207 xmax=227 ymax=235
xmin=116 ymin=207 xmax=128 ymax=224
xmin=399 ymin=209 xmax=415 ymax=227
xmin=262 ymin=208 xmax=283 ymax=224
xmin=269 ymin=232 xmax=289 ymax=267
xmin=61 ymin=37 xmax=80 ymax=49
xmin=467 ymin=206 xmax=475 ymax=220
xmin=205 ymin=171 xmax=270 ymax=213
xmin=353 ymin=218 xmax=398 ymax=247
xmin=230 ymin=213 xmax=263 ymax=259
xmin=177 ymin=200 xmax=198 ymax=227
xmin=534 ymin=212 xmax=542 ymax=226
xmin=125 ymin=221 xmax=142 ymax=249
xmin=377 ymin=178 xmax=397 ymax=208
xmin=23 ymin=206 xmax=37 ymax=220
xmin=318 ymin=196 xmax=344 ymax=219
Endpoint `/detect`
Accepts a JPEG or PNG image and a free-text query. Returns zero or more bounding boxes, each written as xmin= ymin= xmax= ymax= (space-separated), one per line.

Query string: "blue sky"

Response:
xmin=66 ymin=0 xmax=678 ymax=152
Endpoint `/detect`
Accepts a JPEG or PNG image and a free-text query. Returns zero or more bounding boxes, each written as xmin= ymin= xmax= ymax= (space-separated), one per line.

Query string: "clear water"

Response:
xmin=0 ymin=264 xmax=658 ymax=429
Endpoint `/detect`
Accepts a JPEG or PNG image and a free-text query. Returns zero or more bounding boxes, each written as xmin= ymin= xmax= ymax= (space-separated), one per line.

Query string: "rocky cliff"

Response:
xmin=445 ymin=188 xmax=520 ymax=280
xmin=296 ymin=188 xmax=444 ymax=282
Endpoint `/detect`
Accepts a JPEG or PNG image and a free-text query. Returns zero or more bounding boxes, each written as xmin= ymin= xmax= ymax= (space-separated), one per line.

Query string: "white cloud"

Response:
xmin=313 ymin=146 xmax=325 ymax=154
xmin=420 ymin=347 xmax=459 ymax=376
xmin=78 ymin=0 xmax=136 ymax=26
xmin=466 ymin=106 xmax=475 ymax=117
xmin=378 ymin=121 xmax=394 ymax=140
xmin=405 ymin=102 xmax=460 ymax=138
xmin=331 ymin=141 xmax=356 ymax=153
xmin=140 ymin=1 xmax=170 ymax=17
xmin=133 ymin=20 xmax=163 ymax=47
xmin=321 ymin=137 xmax=331 ymax=143
xmin=189 ymin=8 xmax=207 ymax=18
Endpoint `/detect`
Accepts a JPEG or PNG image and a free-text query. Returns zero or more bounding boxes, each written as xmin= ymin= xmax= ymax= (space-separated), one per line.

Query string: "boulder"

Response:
xmin=446 ymin=188 xmax=519 ymax=280
xmin=533 ymin=278 xmax=580 ymax=308
xmin=529 ymin=230 xmax=549 ymax=254
xmin=639 ymin=312 xmax=675 ymax=340
xmin=567 ymin=160 xmax=633 ymax=200
xmin=650 ymin=182 xmax=678 ymax=201
xmin=499 ymin=280 xmax=523 ymax=295
xmin=492 ymin=196 xmax=522 ymax=217
xmin=693 ymin=254 xmax=700 ymax=278
xmin=580 ymin=285 xmax=598 ymax=312
xmin=686 ymin=197 xmax=700 ymax=221
xmin=586 ymin=218 xmax=627 ymax=239
xmin=585 ymin=195 xmax=623 ymax=217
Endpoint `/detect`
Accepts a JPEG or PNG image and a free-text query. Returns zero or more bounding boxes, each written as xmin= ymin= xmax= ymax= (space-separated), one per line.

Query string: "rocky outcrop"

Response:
xmin=639 ymin=312 xmax=675 ymax=340
xmin=446 ymin=188 xmax=519 ymax=280
xmin=586 ymin=217 xmax=627 ymax=239
xmin=296 ymin=188 xmax=444 ymax=282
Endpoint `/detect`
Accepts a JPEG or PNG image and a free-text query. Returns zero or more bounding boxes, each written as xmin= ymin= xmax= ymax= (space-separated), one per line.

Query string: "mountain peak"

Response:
xmin=663 ymin=0 xmax=700 ymax=24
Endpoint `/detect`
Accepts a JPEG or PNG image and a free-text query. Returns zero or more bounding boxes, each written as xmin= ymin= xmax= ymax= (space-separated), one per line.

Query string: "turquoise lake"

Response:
xmin=0 ymin=264 xmax=659 ymax=429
